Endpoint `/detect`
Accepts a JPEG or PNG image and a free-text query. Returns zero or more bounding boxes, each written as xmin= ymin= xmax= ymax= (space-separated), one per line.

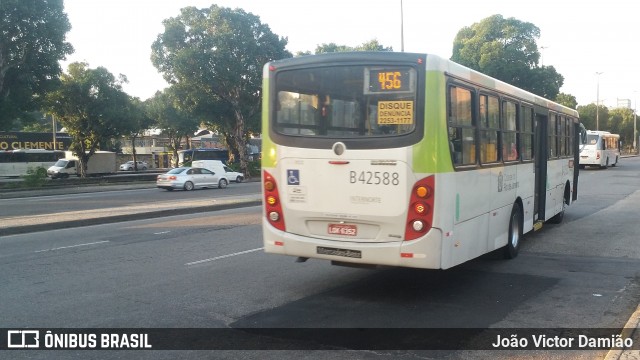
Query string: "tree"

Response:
xmin=451 ymin=14 xmax=563 ymax=99
xmin=151 ymin=5 xmax=291 ymax=176
xmin=122 ymin=98 xmax=154 ymax=170
xmin=46 ymin=62 xmax=132 ymax=177
xmin=607 ymin=108 xmax=635 ymax=148
xmin=577 ymin=103 xmax=609 ymax=131
xmin=315 ymin=39 xmax=393 ymax=54
xmin=0 ymin=0 xmax=73 ymax=130
xmin=146 ymin=88 xmax=199 ymax=168
xmin=555 ymin=93 xmax=578 ymax=110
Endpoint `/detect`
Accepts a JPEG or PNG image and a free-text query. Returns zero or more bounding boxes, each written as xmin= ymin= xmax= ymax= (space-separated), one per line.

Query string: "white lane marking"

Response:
xmin=35 ymin=240 xmax=110 ymax=253
xmin=154 ymin=231 xmax=171 ymax=235
xmin=186 ymin=247 xmax=264 ymax=266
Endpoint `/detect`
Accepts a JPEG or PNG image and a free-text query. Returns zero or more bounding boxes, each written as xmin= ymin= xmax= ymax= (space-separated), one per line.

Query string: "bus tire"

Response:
xmin=503 ymin=203 xmax=522 ymax=259
xmin=600 ymin=158 xmax=609 ymax=169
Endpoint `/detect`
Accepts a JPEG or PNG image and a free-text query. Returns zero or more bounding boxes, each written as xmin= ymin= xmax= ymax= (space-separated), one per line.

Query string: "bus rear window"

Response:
xmin=274 ymin=66 xmax=417 ymax=138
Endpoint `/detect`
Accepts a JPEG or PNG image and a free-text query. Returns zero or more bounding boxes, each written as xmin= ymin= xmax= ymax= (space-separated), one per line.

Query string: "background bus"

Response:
xmin=177 ymin=148 xmax=229 ymax=167
xmin=0 ymin=149 xmax=65 ymax=177
xmin=262 ymin=52 xmax=582 ymax=270
xmin=579 ymin=130 xmax=620 ymax=168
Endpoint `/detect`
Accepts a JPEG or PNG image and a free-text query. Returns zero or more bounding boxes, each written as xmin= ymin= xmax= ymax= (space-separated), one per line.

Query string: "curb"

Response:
xmin=605 ymin=304 xmax=640 ymax=360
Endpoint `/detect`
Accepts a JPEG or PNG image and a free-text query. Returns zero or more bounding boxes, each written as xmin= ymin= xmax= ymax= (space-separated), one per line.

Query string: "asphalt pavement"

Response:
xmin=1 ymin=179 xmax=638 ymax=359
xmin=0 ymin=182 xmax=261 ymax=236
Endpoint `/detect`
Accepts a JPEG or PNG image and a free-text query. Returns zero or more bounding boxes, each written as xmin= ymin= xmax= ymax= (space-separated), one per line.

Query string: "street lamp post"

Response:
xmin=634 ymin=92 xmax=638 ymax=153
xmin=596 ymin=72 xmax=603 ymax=131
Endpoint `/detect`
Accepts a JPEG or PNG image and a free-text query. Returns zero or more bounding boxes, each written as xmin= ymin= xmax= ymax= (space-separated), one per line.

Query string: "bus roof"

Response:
xmin=265 ymin=51 xmax=579 ymax=119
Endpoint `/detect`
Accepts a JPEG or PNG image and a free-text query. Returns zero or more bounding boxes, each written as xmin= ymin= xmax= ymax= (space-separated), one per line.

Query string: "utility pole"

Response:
xmin=596 ymin=72 xmax=603 ymax=130
xmin=634 ymin=92 xmax=638 ymax=153
xmin=400 ymin=0 xmax=405 ymax=52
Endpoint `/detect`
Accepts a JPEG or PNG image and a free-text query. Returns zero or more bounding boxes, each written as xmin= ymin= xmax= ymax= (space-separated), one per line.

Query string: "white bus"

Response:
xmin=0 ymin=149 xmax=65 ymax=177
xmin=579 ymin=130 xmax=620 ymax=168
xmin=261 ymin=52 xmax=583 ymax=270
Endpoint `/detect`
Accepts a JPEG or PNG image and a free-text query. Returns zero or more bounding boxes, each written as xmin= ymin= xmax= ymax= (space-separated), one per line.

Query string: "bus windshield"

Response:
xmin=274 ymin=65 xmax=417 ymax=138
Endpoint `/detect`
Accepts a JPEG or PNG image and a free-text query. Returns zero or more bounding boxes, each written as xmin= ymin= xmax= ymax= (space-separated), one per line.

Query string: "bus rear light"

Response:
xmin=263 ymin=170 xmax=286 ymax=232
xmin=274 ymin=241 xmax=284 ymax=246
xmin=401 ymin=253 xmax=414 ymax=258
xmin=404 ymin=176 xmax=435 ymax=241
xmin=414 ymin=202 xmax=427 ymax=214
xmin=416 ymin=186 xmax=429 ymax=198
xmin=264 ymin=180 xmax=275 ymax=191
xmin=411 ymin=220 xmax=425 ymax=232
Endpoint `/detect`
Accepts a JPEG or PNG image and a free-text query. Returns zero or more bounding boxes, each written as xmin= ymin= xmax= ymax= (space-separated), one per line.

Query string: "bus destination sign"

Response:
xmin=365 ymin=68 xmax=415 ymax=94
xmin=367 ymin=69 xmax=412 ymax=94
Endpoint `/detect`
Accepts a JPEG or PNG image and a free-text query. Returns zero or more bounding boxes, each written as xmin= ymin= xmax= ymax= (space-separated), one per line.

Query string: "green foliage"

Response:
xmin=577 ymin=104 xmax=609 ymax=131
xmin=21 ymin=166 xmax=48 ymax=187
xmin=555 ymin=93 xmax=578 ymax=109
xmin=151 ymin=5 xmax=291 ymax=175
xmin=146 ymin=88 xmax=199 ymax=167
xmin=46 ymin=62 xmax=133 ymax=177
xmin=451 ymin=14 xmax=563 ymax=99
xmin=607 ymin=108 xmax=635 ymax=147
xmin=227 ymin=160 xmax=260 ymax=178
xmin=0 ymin=0 xmax=73 ymax=130
xmin=315 ymin=39 xmax=393 ymax=54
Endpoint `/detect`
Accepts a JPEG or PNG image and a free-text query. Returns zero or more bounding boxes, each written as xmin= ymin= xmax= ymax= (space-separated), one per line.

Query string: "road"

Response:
xmin=1 ymin=158 xmax=640 ymax=359
xmin=0 ymin=180 xmax=261 ymax=217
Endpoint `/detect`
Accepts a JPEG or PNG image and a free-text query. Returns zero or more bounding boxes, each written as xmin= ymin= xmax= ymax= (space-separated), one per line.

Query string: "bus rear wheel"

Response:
xmin=503 ymin=203 xmax=522 ymax=259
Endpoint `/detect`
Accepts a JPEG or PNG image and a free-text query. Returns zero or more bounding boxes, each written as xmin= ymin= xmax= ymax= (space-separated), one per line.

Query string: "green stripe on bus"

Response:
xmin=412 ymin=70 xmax=454 ymax=173
xmin=261 ymin=77 xmax=277 ymax=169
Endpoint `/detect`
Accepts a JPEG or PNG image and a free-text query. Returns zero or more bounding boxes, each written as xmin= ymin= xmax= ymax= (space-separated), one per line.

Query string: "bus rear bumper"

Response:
xmin=262 ymin=221 xmax=444 ymax=269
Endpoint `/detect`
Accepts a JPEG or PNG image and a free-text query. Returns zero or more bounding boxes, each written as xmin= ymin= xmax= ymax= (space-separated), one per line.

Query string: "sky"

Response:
xmin=62 ymin=0 xmax=640 ymax=109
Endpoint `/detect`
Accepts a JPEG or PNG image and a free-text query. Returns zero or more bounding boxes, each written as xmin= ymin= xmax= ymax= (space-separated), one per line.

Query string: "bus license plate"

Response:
xmin=328 ymin=224 xmax=357 ymax=236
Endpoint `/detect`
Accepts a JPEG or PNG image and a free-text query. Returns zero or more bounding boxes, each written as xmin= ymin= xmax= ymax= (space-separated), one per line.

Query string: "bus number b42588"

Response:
xmin=349 ymin=171 xmax=400 ymax=185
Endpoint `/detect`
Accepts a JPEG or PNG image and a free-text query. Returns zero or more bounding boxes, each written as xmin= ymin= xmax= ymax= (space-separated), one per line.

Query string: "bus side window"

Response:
xmin=479 ymin=94 xmax=499 ymax=163
xmin=448 ymin=85 xmax=475 ymax=166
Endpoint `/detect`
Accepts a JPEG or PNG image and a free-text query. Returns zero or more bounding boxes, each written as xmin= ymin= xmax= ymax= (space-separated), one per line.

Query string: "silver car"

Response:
xmin=120 ymin=160 xmax=148 ymax=171
xmin=156 ymin=167 xmax=228 ymax=191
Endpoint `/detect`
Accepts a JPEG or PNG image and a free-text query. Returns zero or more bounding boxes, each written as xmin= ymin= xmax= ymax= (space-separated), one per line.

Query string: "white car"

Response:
xmin=156 ymin=167 xmax=228 ymax=191
xmin=223 ymin=165 xmax=244 ymax=182
xmin=191 ymin=160 xmax=244 ymax=182
xmin=120 ymin=160 xmax=148 ymax=171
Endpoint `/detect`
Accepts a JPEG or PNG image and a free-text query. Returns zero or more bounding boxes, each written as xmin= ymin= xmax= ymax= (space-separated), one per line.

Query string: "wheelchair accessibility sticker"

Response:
xmin=287 ymin=169 xmax=300 ymax=185
xmin=286 ymin=169 xmax=306 ymax=203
